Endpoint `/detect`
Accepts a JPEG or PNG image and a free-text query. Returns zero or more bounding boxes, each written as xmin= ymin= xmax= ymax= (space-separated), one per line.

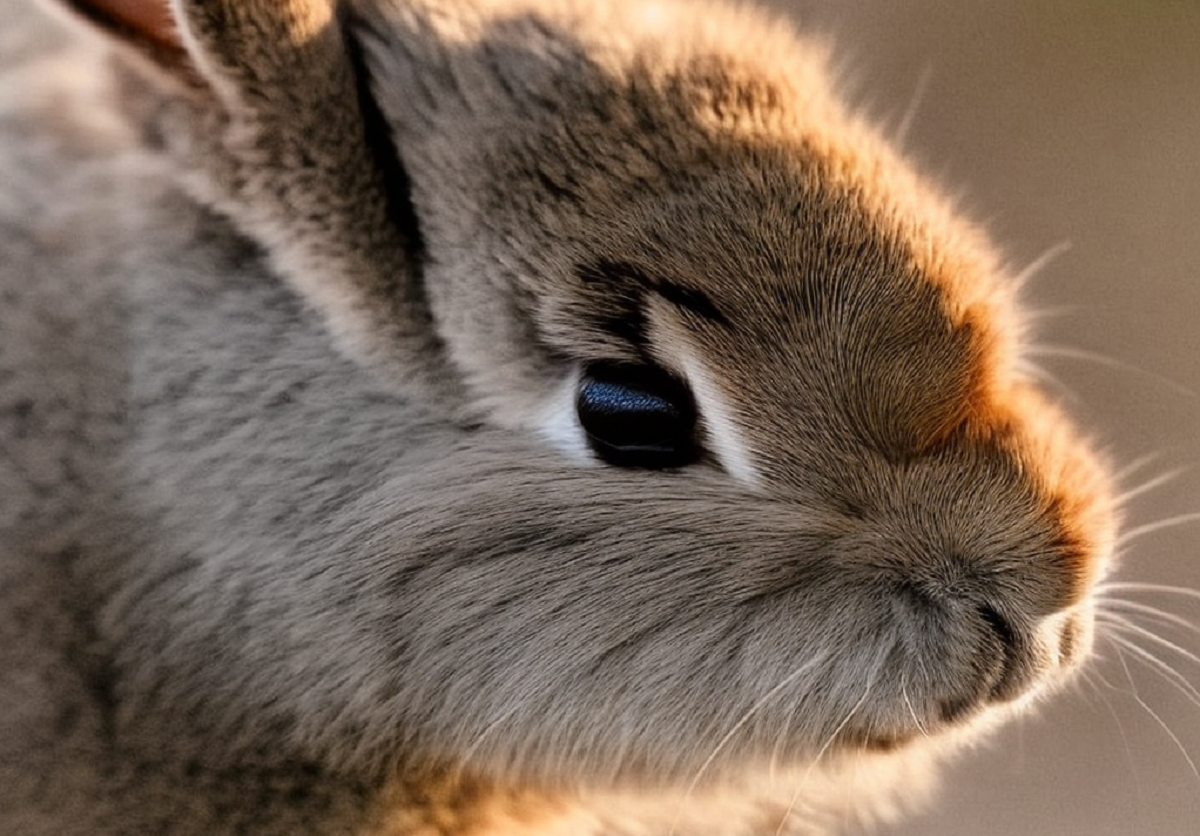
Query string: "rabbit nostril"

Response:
xmin=977 ymin=604 xmax=1040 ymax=704
xmin=979 ymin=604 xmax=1015 ymax=697
xmin=977 ymin=604 xmax=1016 ymax=652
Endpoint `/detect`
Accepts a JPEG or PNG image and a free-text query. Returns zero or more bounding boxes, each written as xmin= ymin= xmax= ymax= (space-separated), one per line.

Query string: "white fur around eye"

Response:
xmin=678 ymin=355 xmax=761 ymax=488
xmin=535 ymin=367 xmax=595 ymax=464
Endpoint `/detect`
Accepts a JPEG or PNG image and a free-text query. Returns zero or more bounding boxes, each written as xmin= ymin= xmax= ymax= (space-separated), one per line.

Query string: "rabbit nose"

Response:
xmin=895 ymin=577 xmax=1058 ymax=722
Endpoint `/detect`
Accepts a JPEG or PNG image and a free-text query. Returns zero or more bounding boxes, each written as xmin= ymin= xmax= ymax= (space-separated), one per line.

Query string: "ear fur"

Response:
xmin=54 ymin=0 xmax=467 ymax=410
xmin=53 ymin=0 xmax=183 ymax=56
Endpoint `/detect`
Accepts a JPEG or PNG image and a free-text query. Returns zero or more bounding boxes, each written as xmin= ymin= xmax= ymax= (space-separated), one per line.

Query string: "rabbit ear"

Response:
xmin=51 ymin=1 xmax=192 ymax=83
xmin=58 ymin=0 xmax=178 ymax=45
xmin=57 ymin=0 xmax=467 ymax=410
xmin=56 ymin=0 xmax=179 ymax=49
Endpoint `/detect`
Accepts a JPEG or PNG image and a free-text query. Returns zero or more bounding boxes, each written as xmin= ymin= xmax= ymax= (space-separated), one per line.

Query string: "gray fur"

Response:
xmin=1 ymin=1 xmax=1115 ymax=834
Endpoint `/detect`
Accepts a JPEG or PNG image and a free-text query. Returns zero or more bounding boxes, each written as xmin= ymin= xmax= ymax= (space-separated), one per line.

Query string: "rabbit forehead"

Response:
xmin=354 ymin=0 xmax=1016 ymax=411
xmin=531 ymin=141 xmax=1006 ymax=467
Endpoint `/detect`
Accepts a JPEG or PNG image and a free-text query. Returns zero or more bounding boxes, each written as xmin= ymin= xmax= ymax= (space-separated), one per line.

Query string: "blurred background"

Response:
xmin=762 ymin=1 xmax=1200 ymax=834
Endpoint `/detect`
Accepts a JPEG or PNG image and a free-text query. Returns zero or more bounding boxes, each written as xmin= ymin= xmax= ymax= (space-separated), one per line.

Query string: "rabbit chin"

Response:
xmin=373 ymin=732 xmax=975 ymax=836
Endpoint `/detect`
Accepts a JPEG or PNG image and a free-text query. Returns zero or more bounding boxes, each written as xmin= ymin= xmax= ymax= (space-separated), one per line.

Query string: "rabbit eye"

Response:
xmin=576 ymin=362 xmax=698 ymax=468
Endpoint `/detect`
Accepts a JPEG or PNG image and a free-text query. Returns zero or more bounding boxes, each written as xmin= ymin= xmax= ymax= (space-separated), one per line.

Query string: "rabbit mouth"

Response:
xmin=842 ymin=611 xmax=1084 ymax=755
xmin=851 ymin=596 xmax=1095 ymax=748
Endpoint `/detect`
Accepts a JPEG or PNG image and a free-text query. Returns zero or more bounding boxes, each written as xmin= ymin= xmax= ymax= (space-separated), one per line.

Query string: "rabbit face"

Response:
xmin=345 ymin=0 xmax=1116 ymax=777
xmin=26 ymin=0 xmax=1118 ymax=824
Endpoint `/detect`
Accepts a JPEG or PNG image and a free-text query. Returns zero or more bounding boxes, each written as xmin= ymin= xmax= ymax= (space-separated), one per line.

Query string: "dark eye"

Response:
xmin=576 ymin=362 xmax=698 ymax=468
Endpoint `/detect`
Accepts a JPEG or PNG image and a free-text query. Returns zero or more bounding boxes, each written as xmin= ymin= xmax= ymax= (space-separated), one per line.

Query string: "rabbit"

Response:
xmin=0 ymin=0 xmax=1119 ymax=834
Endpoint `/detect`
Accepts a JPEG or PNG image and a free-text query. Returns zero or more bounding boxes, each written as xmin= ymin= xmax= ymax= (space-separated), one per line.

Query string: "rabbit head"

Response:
xmin=47 ymin=0 xmax=1116 ymax=824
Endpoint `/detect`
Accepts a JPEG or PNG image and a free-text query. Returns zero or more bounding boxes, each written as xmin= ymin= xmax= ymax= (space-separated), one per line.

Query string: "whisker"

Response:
xmin=893 ymin=63 xmax=933 ymax=148
xmin=1100 ymin=615 xmax=1200 ymax=679
xmin=1100 ymin=610 xmax=1200 ymax=659
xmin=1110 ymin=644 xmax=1200 ymax=785
xmin=1017 ymin=360 xmax=1081 ymax=404
xmin=1098 ymin=582 xmax=1200 ymax=606
xmin=1025 ymin=344 xmax=1196 ymax=399
xmin=1115 ymin=512 xmax=1200 ymax=549
xmin=1113 ymin=452 xmax=1165 ymax=485
xmin=774 ymin=668 xmax=880 ymax=836
xmin=1113 ymin=468 xmax=1184 ymax=509
xmin=455 ymin=703 xmax=524 ymax=773
xmin=1011 ymin=240 xmax=1073 ymax=293
xmin=1099 ymin=598 xmax=1200 ymax=636
xmin=1100 ymin=627 xmax=1200 ymax=711
xmin=668 ymin=654 xmax=825 ymax=836
xmin=1084 ymin=666 xmax=1148 ymax=804
xmin=901 ymin=679 xmax=930 ymax=739
xmin=1021 ymin=304 xmax=1078 ymax=326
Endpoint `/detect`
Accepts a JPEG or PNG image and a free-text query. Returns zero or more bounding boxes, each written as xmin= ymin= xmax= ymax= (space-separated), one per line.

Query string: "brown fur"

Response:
xmin=1 ymin=0 xmax=1115 ymax=833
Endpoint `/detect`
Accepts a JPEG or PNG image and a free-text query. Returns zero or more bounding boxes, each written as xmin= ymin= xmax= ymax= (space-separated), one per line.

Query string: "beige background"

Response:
xmin=763 ymin=1 xmax=1200 ymax=834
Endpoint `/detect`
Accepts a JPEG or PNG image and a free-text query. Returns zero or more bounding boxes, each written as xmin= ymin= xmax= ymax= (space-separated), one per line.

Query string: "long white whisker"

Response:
xmin=1084 ymin=666 xmax=1147 ymax=804
xmin=1113 ymin=452 xmax=1165 ymax=485
xmin=901 ymin=679 xmax=930 ymax=739
xmin=1099 ymin=598 xmax=1200 ymax=636
xmin=777 ymin=666 xmax=883 ymax=834
xmin=894 ymin=64 xmax=933 ymax=148
xmin=1099 ymin=613 xmax=1200 ymax=666
xmin=1022 ymin=304 xmax=1078 ymax=326
xmin=1111 ymin=644 xmax=1200 ymax=785
xmin=1017 ymin=360 xmax=1081 ymax=404
xmin=1026 ymin=344 xmax=1196 ymax=399
xmin=1011 ymin=240 xmax=1073 ymax=292
xmin=1101 ymin=628 xmax=1200 ymax=710
xmin=1098 ymin=582 xmax=1200 ymax=606
xmin=456 ymin=703 xmax=524 ymax=772
xmin=1113 ymin=468 xmax=1184 ymax=509
xmin=668 ymin=655 xmax=825 ymax=836
xmin=1116 ymin=512 xmax=1200 ymax=549
xmin=774 ymin=669 xmax=880 ymax=836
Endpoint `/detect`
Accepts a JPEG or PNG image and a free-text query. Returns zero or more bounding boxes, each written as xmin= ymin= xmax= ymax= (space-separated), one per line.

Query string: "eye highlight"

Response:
xmin=576 ymin=362 xmax=698 ymax=468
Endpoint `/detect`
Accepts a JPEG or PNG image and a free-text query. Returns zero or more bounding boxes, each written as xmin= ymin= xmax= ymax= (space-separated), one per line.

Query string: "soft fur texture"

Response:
xmin=1 ymin=1 xmax=1116 ymax=834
